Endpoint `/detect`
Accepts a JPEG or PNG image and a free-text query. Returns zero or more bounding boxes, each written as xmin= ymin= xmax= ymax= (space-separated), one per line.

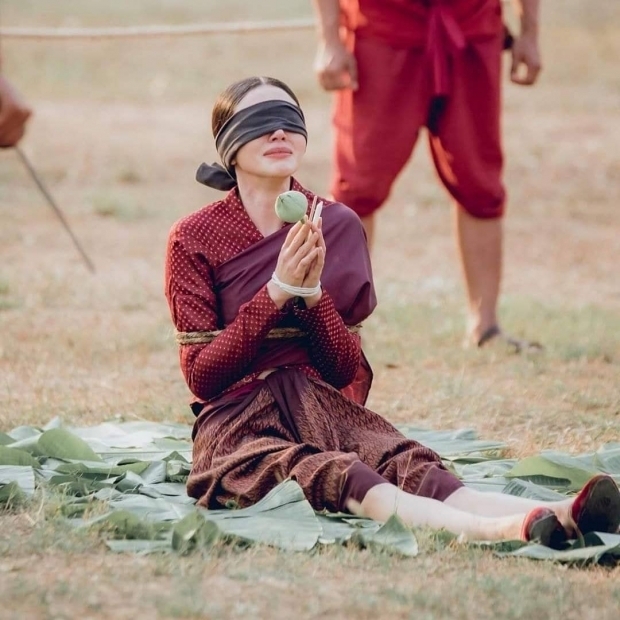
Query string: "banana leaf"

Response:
xmin=351 ymin=514 xmax=419 ymax=557
xmin=0 ymin=465 xmax=36 ymax=499
xmin=0 ymin=445 xmax=40 ymax=467
xmin=505 ymin=453 xmax=598 ymax=491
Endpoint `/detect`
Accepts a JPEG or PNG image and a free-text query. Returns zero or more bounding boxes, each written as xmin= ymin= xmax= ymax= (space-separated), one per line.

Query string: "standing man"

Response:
xmin=0 ymin=52 xmax=32 ymax=147
xmin=312 ymin=0 xmax=542 ymax=349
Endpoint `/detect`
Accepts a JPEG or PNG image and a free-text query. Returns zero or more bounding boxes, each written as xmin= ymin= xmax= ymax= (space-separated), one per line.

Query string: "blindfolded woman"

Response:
xmin=165 ymin=76 xmax=619 ymax=547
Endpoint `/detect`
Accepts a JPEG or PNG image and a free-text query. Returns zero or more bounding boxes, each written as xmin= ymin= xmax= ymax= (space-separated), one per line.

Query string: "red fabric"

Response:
xmin=340 ymin=0 xmax=503 ymax=49
xmin=165 ymin=180 xmax=375 ymax=408
xmin=331 ymin=29 xmax=505 ymax=218
xmin=187 ymin=369 xmax=463 ymax=512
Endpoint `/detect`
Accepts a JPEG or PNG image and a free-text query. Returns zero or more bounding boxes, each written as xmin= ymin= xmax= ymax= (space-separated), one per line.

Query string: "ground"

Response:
xmin=1 ymin=1 xmax=619 ymax=618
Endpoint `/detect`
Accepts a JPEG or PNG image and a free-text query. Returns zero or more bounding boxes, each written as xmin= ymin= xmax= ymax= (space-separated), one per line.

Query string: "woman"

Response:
xmin=165 ymin=76 xmax=620 ymax=547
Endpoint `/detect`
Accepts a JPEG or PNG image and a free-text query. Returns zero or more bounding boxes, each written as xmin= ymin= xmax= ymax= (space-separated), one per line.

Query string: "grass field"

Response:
xmin=1 ymin=1 xmax=620 ymax=618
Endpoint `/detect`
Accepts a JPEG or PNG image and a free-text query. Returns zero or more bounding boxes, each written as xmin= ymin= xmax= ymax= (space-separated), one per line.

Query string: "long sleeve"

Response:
xmin=292 ymin=291 xmax=361 ymax=389
xmin=166 ymin=228 xmax=284 ymax=401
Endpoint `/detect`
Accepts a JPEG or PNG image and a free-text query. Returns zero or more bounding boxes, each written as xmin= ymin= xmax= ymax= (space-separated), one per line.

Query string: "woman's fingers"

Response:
xmin=276 ymin=217 xmax=326 ymax=287
xmin=282 ymin=220 xmax=304 ymax=248
xmin=301 ymin=248 xmax=325 ymax=289
xmin=316 ymin=218 xmax=326 ymax=252
xmin=296 ymin=247 xmax=322 ymax=273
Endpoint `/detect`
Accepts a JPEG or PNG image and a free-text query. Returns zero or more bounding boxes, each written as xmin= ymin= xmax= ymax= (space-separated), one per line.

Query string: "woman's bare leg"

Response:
xmin=350 ymin=483 xmax=526 ymax=542
xmin=443 ymin=487 xmax=574 ymax=530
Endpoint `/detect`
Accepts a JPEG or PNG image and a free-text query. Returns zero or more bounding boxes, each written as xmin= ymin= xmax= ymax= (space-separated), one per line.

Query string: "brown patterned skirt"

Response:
xmin=187 ymin=368 xmax=463 ymax=513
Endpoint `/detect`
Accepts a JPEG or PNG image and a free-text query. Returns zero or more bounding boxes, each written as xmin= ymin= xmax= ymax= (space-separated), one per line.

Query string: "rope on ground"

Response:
xmin=0 ymin=18 xmax=316 ymax=40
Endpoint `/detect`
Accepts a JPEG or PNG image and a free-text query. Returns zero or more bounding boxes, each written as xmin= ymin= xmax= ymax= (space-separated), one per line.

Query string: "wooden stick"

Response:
xmin=15 ymin=146 xmax=96 ymax=273
xmin=308 ymin=195 xmax=318 ymax=223
xmin=312 ymin=201 xmax=323 ymax=226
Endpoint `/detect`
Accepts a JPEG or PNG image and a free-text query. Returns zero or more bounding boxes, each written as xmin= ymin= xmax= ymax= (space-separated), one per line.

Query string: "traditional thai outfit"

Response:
xmin=165 ymin=180 xmax=463 ymax=512
xmin=332 ymin=0 xmax=506 ymax=219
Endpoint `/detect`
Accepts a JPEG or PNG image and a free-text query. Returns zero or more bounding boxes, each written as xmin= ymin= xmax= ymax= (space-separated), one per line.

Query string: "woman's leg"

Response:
xmin=443 ymin=479 xmax=620 ymax=537
xmin=350 ymin=482 xmax=526 ymax=542
xmin=444 ymin=487 xmax=572 ymax=523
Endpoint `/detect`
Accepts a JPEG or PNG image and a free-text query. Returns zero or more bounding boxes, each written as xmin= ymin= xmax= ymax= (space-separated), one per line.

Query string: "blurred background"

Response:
xmin=1 ymin=1 xmax=619 ymax=451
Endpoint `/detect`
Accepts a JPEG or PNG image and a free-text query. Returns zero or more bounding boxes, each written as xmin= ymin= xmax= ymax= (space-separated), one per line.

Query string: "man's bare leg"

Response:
xmin=454 ymin=206 xmax=502 ymax=345
xmin=360 ymin=214 xmax=376 ymax=250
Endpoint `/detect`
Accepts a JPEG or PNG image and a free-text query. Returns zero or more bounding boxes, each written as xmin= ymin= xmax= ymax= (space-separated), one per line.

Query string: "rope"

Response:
xmin=176 ymin=324 xmax=362 ymax=346
xmin=270 ymin=273 xmax=321 ymax=298
xmin=0 ymin=18 xmax=316 ymax=40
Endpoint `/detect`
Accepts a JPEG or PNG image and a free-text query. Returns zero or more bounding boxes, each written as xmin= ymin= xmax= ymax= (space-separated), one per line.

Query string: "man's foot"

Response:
xmin=571 ymin=474 xmax=620 ymax=536
xmin=475 ymin=325 xmax=544 ymax=354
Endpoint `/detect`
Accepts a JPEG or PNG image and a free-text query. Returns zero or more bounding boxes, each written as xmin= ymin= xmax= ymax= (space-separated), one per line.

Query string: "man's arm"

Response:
xmin=0 ymin=52 xmax=32 ymax=147
xmin=510 ymin=0 xmax=542 ymax=85
xmin=311 ymin=0 xmax=358 ymax=91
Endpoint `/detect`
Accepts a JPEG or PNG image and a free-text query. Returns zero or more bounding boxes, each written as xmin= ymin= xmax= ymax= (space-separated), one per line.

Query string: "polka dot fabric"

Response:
xmin=164 ymin=179 xmax=361 ymax=406
xmin=292 ymin=295 xmax=360 ymax=390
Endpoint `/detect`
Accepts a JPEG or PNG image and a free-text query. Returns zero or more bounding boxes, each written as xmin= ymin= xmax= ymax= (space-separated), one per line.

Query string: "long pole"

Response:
xmin=15 ymin=146 xmax=96 ymax=273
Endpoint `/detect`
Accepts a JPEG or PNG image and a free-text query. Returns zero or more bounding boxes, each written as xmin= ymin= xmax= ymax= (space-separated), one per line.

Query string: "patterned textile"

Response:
xmin=167 ymin=179 xmax=462 ymax=511
xmin=165 ymin=179 xmax=375 ymax=408
xmin=187 ymin=369 xmax=463 ymax=512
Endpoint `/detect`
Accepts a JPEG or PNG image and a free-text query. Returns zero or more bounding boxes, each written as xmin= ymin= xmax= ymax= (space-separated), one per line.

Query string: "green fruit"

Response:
xmin=274 ymin=190 xmax=308 ymax=223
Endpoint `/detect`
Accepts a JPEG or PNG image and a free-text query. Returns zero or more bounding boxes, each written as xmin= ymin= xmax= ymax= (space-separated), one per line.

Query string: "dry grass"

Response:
xmin=1 ymin=0 xmax=620 ymax=618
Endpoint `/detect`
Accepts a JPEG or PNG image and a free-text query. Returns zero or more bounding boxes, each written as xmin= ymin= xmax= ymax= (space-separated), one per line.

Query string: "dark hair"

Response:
xmin=211 ymin=76 xmax=301 ymax=137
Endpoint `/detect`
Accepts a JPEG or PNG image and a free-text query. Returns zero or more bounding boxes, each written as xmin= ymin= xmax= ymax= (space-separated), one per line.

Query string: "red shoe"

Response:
xmin=521 ymin=507 xmax=568 ymax=549
xmin=571 ymin=474 xmax=620 ymax=535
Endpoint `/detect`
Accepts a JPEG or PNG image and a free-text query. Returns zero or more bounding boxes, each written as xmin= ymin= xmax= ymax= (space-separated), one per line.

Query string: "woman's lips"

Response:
xmin=264 ymin=147 xmax=292 ymax=157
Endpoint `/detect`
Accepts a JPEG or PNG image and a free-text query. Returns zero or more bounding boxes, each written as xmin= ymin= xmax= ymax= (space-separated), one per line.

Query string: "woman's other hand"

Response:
xmin=267 ymin=219 xmax=322 ymax=307
xmin=301 ymin=218 xmax=325 ymax=308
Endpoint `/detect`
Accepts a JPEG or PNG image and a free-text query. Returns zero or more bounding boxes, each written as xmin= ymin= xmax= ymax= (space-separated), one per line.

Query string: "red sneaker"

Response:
xmin=521 ymin=507 xmax=568 ymax=549
xmin=571 ymin=474 xmax=620 ymax=535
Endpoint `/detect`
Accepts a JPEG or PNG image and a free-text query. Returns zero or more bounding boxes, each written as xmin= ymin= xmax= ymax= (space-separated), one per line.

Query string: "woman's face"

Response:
xmin=232 ymin=84 xmax=307 ymax=181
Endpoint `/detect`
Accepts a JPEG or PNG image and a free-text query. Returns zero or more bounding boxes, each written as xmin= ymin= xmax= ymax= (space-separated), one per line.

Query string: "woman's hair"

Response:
xmin=211 ymin=76 xmax=301 ymax=137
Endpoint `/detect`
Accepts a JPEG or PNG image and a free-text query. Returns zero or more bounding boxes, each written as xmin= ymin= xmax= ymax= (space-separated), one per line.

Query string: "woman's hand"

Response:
xmin=267 ymin=219 xmax=322 ymax=308
xmin=301 ymin=218 xmax=325 ymax=308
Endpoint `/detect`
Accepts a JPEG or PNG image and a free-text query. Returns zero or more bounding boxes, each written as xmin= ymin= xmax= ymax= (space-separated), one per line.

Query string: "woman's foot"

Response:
xmin=571 ymin=475 xmax=620 ymax=536
xmin=521 ymin=507 xmax=567 ymax=549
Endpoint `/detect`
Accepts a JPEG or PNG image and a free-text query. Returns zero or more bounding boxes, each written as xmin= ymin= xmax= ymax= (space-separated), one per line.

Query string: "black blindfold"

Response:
xmin=196 ymin=100 xmax=307 ymax=191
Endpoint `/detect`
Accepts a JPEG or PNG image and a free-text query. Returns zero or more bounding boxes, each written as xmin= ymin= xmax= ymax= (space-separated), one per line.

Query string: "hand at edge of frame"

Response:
xmin=0 ymin=76 xmax=32 ymax=148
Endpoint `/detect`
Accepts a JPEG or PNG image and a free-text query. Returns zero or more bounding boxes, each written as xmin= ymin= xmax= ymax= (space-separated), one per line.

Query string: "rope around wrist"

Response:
xmin=270 ymin=272 xmax=321 ymax=298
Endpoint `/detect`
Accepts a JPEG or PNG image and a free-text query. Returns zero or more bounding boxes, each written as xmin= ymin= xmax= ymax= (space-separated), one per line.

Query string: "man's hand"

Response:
xmin=314 ymin=39 xmax=358 ymax=91
xmin=510 ymin=0 xmax=542 ymax=86
xmin=0 ymin=75 xmax=32 ymax=147
xmin=510 ymin=31 xmax=542 ymax=85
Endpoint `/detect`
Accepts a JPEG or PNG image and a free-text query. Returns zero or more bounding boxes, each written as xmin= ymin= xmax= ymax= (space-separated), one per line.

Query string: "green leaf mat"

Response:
xmin=1 ymin=418 xmax=619 ymax=564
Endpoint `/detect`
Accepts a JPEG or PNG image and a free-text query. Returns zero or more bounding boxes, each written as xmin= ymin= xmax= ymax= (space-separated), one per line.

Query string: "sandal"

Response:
xmin=477 ymin=325 xmax=544 ymax=354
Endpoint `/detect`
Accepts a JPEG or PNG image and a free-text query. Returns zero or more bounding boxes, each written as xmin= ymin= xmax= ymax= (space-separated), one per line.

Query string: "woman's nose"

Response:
xmin=269 ymin=129 xmax=286 ymax=140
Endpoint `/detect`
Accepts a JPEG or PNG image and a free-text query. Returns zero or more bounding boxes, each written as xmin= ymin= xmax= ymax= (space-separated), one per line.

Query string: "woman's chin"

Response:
xmin=238 ymin=161 xmax=300 ymax=182
xmin=262 ymin=162 xmax=299 ymax=178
